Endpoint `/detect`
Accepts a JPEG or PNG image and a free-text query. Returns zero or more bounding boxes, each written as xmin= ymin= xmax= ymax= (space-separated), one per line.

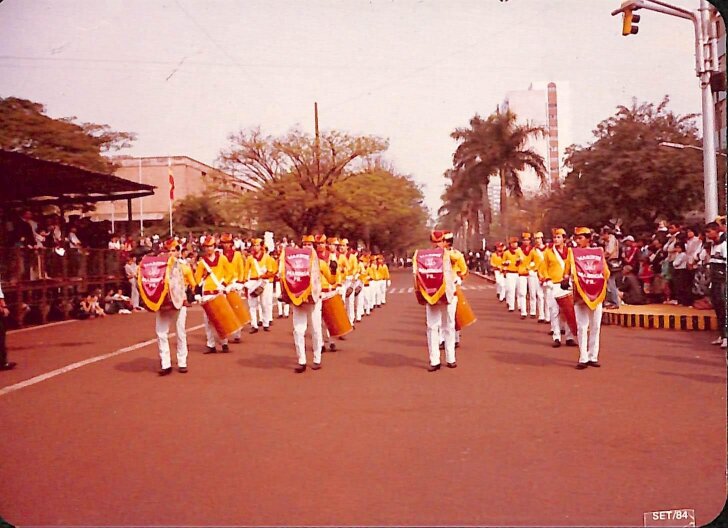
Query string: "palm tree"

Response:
xmin=438 ymin=168 xmax=489 ymax=248
xmin=449 ymin=110 xmax=549 ymax=234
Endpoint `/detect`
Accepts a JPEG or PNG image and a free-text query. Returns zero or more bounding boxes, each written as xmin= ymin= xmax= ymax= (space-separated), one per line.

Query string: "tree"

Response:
xmin=543 ymin=97 xmax=706 ymax=231
xmin=0 ymin=97 xmax=136 ymax=173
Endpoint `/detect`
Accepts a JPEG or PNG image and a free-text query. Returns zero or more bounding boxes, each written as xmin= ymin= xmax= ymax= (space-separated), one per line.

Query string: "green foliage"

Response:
xmin=542 ymin=97 xmax=706 ymax=231
xmin=0 ymin=97 xmax=136 ymax=173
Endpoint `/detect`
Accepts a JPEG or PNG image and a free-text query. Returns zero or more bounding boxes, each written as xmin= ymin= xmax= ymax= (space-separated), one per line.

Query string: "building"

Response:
xmin=92 ymin=155 xmax=251 ymax=228
xmin=499 ymin=81 xmax=573 ymax=196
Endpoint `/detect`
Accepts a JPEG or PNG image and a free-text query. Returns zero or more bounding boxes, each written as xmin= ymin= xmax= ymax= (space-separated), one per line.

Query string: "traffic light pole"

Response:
xmin=612 ymin=0 xmax=722 ymax=222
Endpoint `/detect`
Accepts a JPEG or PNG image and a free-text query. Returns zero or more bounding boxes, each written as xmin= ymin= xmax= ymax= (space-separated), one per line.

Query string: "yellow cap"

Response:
xmin=534 ymin=231 xmax=544 ymax=238
xmin=551 ymin=228 xmax=566 ymax=236
xmin=521 ymin=232 xmax=532 ymax=240
xmin=301 ymin=234 xmax=315 ymax=243
xmin=574 ymin=227 xmax=591 ymax=236
xmin=202 ymin=236 xmax=216 ymax=247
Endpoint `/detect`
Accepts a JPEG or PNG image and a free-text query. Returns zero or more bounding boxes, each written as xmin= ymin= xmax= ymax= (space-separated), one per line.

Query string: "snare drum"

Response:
xmin=226 ymin=290 xmax=251 ymax=327
xmin=455 ymin=286 xmax=477 ymax=330
xmin=202 ymin=294 xmax=243 ymax=338
xmin=322 ymin=294 xmax=353 ymax=337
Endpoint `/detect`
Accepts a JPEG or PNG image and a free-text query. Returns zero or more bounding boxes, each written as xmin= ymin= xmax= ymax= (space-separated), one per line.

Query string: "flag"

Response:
xmin=168 ymin=165 xmax=175 ymax=201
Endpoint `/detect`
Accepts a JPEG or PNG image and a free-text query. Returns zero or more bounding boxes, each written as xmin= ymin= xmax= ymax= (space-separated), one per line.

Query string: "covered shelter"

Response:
xmin=0 ymin=150 xmax=155 ymax=232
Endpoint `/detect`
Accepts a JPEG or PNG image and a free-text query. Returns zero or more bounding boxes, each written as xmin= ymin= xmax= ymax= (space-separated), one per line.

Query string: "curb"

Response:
xmin=602 ymin=310 xmax=717 ymax=331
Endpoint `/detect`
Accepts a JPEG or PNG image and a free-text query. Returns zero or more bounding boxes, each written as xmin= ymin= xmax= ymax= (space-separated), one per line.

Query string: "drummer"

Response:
xmin=194 ymin=235 xmax=234 ymax=353
xmin=562 ymin=227 xmax=610 ymax=369
xmin=315 ymin=234 xmax=339 ymax=352
xmin=538 ymin=228 xmax=576 ymax=348
xmin=156 ymin=238 xmax=197 ymax=375
xmin=220 ymin=233 xmax=248 ymax=344
xmin=490 ymin=242 xmax=506 ymax=302
xmin=531 ymin=232 xmax=548 ymax=323
xmin=378 ymin=255 xmax=390 ymax=306
xmin=245 ymin=238 xmax=277 ymax=333
xmin=281 ymin=235 xmax=323 ymax=373
xmin=337 ymin=238 xmax=358 ymax=325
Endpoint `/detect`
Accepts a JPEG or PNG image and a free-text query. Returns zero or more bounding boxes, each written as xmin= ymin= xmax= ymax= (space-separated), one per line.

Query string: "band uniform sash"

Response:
xmin=137 ymin=253 xmax=171 ymax=311
xmin=414 ymin=248 xmax=453 ymax=305
xmin=281 ymin=247 xmax=319 ymax=306
xmin=570 ymin=247 xmax=607 ymax=310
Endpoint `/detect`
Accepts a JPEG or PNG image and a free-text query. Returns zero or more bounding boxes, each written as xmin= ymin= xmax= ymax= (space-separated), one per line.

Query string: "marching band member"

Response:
xmin=194 ymin=235 xmax=233 ymax=353
xmin=562 ymin=227 xmax=610 ymax=369
xmin=490 ymin=242 xmax=506 ymax=302
xmin=538 ymin=228 xmax=576 ymax=347
xmin=337 ymin=239 xmax=357 ymax=325
xmin=414 ymin=230 xmax=457 ymax=371
xmin=502 ymin=237 xmax=525 ymax=313
xmin=531 ymin=232 xmax=548 ymax=323
xmin=379 ymin=255 xmax=390 ymax=305
xmin=220 ymin=233 xmax=248 ymax=343
xmin=315 ymin=234 xmax=339 ymax=352
xmin=245 ymin=238 xmax=277 ymax=333
xmin=273 ymin=248 xmax=291 ymax=320
xmin=370 ymin=255 xmax=382 ymax=308
xmin=357 ymin=253 xmax=372 ymax=319
xmin=156 ymin=238 xmax=196 ymax=375
xmin=280 ymin=235 xmax=323 ymax=373
xmin=443 ymin=232 xmax=468 ymax=348
xmin=519 ymin=232 xmax=535 ymax=319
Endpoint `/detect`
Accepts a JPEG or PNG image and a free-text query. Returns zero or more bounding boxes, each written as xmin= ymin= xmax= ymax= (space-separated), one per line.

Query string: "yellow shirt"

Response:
xmin=490 ymin=252 xmax=504 ymax=271
xmin=336 ymin=252 xmax=349 ymax=285
xmin=194 ymin=253 xmax=233 ymax=293
xmin=223 ymin=250 xmax=247 ymax=283
xmin=246 ymin=253 xmax=277 ymax=282
xmin=528 ymin=247 xmax=545 ymax=274
xmin=319 ymin=256 xmax=338 ymax=290
xmin=381 ymin=263 xmax=390 ymax=280
xmin=449 ymin=249 xmax=468 ymax=280
xmin=502 ymin=248 xmax=525 ymax=273
xmin=359 ymin=262 xmax=371 ymax=285
xmin=539 ymin=245 xmax=569 ymax=283
xmin=347 ymin=253 xmax=359 ymax=278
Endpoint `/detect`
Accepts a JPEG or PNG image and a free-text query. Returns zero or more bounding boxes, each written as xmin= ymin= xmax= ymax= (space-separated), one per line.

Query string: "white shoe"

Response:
xmin=711 ymin=336 xmax=723 ymax=345
xmin=721 ymin=338 xmax=727 ymax=349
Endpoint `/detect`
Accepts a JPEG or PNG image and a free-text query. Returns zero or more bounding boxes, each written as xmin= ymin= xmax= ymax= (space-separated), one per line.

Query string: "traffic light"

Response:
xmin=622 ymin=8 xmax=640 ymax=35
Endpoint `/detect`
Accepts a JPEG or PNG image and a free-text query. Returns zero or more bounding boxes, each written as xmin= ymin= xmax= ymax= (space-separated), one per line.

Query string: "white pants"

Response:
xmin=345 ymin=280 xmax=356 ymax=324
xmin=494 ymin=270 xmax=505 ymax=301
xmin=505 ymin=272 xmax=518 ymax=310
xmin=426 ymin=302 xmax=456 ymax=366
xmin=320 ymin=291 xmax=337 ymax=347
xmin=292 ymin=300 xmax=323 ymax=365
xmin=129 ymin=279 xmax=140 ymax=309
xmin=363 ymin=285 xmax=372 ymax=315
xmin=249 ymin=281 xmax=274 ymax=328
xmin=203 ymin=309 xmax=228 ymax=348
xmin=382 ymin=280 xmax=389 ymax=304
xmin=527 ymin=272 xmax=539 ymax=317
xmin=539 ymin=282 xmax=549 ymax=322
xmin=230 ymin=283 xmax=247 ymax=341
xmin=156 ymin=307 xmax=188 ymax=369
xmin=574 ymin=301 xmax=603 ymax=363
xmin=516 ymin=275 xmax=528 ymax=316
xmin=546 ymin=284 xmax=574 ymax=342
xmin=275 ymin=282 xmax=290 ymax=317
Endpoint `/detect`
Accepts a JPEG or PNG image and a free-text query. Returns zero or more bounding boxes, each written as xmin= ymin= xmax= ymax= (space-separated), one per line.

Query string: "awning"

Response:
xmin=0 ymin=150 xmax=156 ymax=205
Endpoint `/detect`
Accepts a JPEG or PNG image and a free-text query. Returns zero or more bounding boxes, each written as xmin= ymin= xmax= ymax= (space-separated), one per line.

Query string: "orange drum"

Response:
xmin=555 ymin=294 xmax=578 ymax=336
xmin=455 ymin=286 xmax=477 ymax=330
xmin=322 ymin=294 xmax=353 ymax=337
xmin=202 ymin=294 xmax=243 ymax=339
xmin=226 ymin=290 xmax=251 ymax=327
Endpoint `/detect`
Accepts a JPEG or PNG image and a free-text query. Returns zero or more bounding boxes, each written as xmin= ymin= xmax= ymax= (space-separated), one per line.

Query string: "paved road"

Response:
xmin=0 ymin=270 xmax=725 ymax=526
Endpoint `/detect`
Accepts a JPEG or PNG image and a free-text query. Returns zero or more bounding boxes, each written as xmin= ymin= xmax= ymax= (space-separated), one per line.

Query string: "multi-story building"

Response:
xmin=498 ymin=81 xmax=573 ymax=197
xmin=92 ymin=155 xmax=252 ymax=228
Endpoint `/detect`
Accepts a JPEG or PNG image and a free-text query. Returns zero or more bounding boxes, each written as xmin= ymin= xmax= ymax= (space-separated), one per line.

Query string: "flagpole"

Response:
xmin=168 ymin=158 xmax=174 ymax=237
xmin=138 ymin=158 xmax=144 ymax=236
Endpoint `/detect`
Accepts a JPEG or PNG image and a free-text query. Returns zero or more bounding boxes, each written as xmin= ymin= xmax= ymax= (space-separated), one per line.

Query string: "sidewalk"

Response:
xmin=471 ymin=272 xmax=718 ymax=331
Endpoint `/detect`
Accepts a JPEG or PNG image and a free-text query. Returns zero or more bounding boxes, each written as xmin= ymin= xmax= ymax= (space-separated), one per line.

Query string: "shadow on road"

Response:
xmin=382 ymin=337 xmax=424 ymax=348
xmin=237 ymin=354 xmax=294 ymax=370
xmin=632 ymin=353 xmax=724 ymax=367
xmin=114 ymin=356 xmax=159 ymax=373
xmin=656 ymin=371 xmax=726 ymax=384
xmin=489 ymin=351 xmax=574 ymax=368
xmin=358 ymin=352 xmax=426 ymax=369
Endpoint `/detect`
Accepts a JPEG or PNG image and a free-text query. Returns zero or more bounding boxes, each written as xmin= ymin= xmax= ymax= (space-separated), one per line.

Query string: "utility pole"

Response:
xmin=612 ymin=0 xmax=722 ymax=223
xmin=314 ymin=102 xmax=321 ymax=185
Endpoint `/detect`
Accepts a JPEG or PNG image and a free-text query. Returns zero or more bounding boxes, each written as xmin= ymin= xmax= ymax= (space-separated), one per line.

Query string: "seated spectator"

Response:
xmin=108 ymin=234 xmax=122 ymax=250
xmin=619 ymin=265 xmax=647 ymax=305
xmin=79 ymin=292 xmax=106 ymax=319
xmin=672 ymin=241 xmax=692 ymax=306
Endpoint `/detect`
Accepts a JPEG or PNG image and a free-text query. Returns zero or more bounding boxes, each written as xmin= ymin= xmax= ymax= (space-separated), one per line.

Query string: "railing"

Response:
xmin=0 ymin=248 xmax=131 ymax=328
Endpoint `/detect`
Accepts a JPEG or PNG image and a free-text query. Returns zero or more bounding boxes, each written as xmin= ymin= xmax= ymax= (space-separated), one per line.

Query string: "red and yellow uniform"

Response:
xmin=195 ymin=251 xmax=233 ymax=294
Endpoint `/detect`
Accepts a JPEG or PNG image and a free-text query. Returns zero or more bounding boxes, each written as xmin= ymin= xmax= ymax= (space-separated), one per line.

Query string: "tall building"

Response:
xmin=499 ymin=81 xmax=572 ymax=196
xmin=92 ymin=155 xmax=252 ymax=225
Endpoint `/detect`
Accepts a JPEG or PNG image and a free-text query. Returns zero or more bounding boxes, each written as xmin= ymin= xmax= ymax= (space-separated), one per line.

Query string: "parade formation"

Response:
xmin=134 ymin=224 xmax=615 ymax=375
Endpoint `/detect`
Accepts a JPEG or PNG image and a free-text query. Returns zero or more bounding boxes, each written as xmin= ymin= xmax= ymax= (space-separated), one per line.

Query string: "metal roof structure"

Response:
xmin=0 ymin=150 xmax=156 ymax=205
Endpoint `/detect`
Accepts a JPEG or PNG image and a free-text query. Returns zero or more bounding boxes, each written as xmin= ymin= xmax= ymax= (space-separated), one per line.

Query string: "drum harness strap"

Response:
xmin=201 ymin=259 xmax=225 ymax=295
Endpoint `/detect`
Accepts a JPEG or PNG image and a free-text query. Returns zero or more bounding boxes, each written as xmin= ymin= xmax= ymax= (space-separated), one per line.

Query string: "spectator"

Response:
xmin=671 ymin=241 xmax=692 ymax=306
xmin=14 ymin=210 xmax=36 ymax=247
xmin=705 ymin=222 xmax=726 ymax=348
xmin=103 ymin=289 xmax=120 ymax=314
xmin=619 ymin=265 xmax=647 ymax=305
xmin=622 ymin=236 xmax=639 ymax=269
xmin=124 ymin=255 xmax=141 ymax=310
xmin=67 ymin=226 xmax=83 ymax=249
xmin=601 ymin=227 xmax=621 ymax=308
xmin=108 ymin=234 xmax=122 ymax=250
xmin=79 ymin=292 xmax=106 ymax=319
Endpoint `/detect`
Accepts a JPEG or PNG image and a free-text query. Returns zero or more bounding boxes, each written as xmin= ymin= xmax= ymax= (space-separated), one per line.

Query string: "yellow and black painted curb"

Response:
xmin=602 ymin=311 xmax=717 ymax=331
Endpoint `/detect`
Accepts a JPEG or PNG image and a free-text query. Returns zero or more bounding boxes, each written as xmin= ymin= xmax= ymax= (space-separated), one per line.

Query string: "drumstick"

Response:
xmin=201 ymin=259 xmax=225 ymax=292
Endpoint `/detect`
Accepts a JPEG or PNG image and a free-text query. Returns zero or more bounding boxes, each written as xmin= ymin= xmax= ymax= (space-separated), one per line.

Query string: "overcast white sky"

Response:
xmin=0 ymin=0 xmax=714 ymax=216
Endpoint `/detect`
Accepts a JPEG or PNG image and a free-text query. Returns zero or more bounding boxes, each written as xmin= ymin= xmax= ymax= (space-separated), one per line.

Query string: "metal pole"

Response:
xmin=314 ymin=102 xmax=321 ymax=185
xmin=111 ymin=201 xmax=115 ymax=234
xmin=698 ymin=0 xmax=718 ymax=222
xmin=168 ymin=157 xmax=173 ymax=237
xmin=138 ymin=158 xmax=144 ymax=236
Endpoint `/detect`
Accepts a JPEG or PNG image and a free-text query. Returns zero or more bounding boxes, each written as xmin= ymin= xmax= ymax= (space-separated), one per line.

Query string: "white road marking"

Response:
xmin=407 ymin=287 xmax=413 ymax=293
xmin=8 ymin=319 xmax=78 ymax=335
xmin=0 ymin=323 xmax=205 ymax=397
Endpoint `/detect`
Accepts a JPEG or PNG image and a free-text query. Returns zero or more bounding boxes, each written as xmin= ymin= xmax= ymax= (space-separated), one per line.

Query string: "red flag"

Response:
xmin=168 ymin=166 xmax=175 ymax=201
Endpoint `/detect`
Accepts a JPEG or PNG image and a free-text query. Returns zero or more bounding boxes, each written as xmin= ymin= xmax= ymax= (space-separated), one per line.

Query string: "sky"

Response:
xmin=0 ymin=0 xmax=715 ymax=218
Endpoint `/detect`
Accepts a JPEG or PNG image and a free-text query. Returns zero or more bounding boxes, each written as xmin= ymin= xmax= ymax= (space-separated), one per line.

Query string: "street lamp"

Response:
xmin=659 ymin=141 xmax=728 ymax=157
xmin=612 ymin=0 xmax=722 ymax=222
